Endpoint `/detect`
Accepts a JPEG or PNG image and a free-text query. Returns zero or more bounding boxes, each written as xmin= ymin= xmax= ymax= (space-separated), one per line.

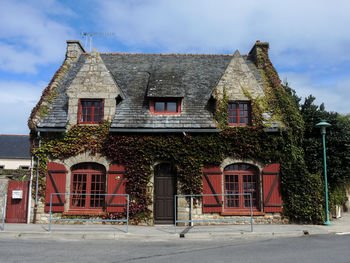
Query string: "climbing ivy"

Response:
xmin=31 ymin=45 xmax=327 ymax=224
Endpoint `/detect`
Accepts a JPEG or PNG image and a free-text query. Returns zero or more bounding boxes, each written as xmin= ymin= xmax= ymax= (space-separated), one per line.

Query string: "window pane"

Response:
xmin=167 ymin=102 xmax=177 ymax=112
xmin=86 ymin=108 xmax=91 ymax=121
xmin=155 ymin=102 xmax=165 ymax=111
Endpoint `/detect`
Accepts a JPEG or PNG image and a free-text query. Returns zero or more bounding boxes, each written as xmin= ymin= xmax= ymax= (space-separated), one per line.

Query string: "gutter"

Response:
xmin=27 ymin=156 xmax=34 ymax=224
xmin=36 ymin=128 xmax=66 ymax=132
xmin=109 ymin=128 xmax=221 ymax=133
xmin=33 ymin=132 xmax=41 ymax=224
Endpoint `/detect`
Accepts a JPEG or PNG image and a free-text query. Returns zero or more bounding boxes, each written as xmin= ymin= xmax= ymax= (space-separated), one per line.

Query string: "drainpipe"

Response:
xmin=27 ymin=156 xmax=34 ymax=224
xmin=33 ymin=132 xmax=40 ymax=224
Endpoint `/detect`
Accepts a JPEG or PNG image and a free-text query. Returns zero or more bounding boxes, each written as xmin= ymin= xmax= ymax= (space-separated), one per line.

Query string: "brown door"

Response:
xmin=154 ymin=163 xmax=176 ymax=224
xmin=6 ymin=181 xmax=29 ymax=223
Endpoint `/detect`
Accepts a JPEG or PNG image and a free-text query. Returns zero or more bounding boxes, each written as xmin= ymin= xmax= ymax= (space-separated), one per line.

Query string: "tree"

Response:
xmin=283 ymin=84 xmax=350 ymax=211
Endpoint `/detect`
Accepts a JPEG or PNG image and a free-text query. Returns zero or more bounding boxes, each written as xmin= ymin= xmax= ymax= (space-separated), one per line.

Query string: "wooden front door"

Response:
xmin=154 ymin=163 xmax=176 ymax=224
xmin=6 ymin=181 xmax=29 ymax=223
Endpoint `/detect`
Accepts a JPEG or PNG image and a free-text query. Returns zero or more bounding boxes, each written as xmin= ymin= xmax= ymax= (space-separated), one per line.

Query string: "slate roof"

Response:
xmin=37 ymin=52 xmax=262 ymax=131
xmin=38 ymin=56 xmax=87 ymax=129
xmin=0 ymin=135 xmax=31 ymax=159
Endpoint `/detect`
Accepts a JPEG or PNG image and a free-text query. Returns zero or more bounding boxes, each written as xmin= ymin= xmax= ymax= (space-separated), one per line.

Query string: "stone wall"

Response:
xmin=66 ymin=48 xmax=122 ymax=128
xmin=177 ymin=197 xmax=288 ymax=225
xmin=214 ymin=50 xmax=264 ymax=102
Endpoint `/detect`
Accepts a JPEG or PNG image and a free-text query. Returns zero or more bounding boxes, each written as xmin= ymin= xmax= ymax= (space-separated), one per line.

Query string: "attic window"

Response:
xmin=150 ymin=99 xmax=181 ymax=115
xmin=78 ymin=99 xmax=104 ymax=124
xmin=228 ymin=102 xmax=251 ymax=126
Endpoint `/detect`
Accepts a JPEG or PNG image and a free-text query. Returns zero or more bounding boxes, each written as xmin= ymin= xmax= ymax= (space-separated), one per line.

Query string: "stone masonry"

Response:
xmin=214 ymin=50 xmax=264 ymax=101
xmin=66 ymin=48 xmax=123 ymax=128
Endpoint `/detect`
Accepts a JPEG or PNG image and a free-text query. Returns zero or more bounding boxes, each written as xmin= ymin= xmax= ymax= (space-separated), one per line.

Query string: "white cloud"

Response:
xmin=0 ymin=80 xmax=45 ymax=134
xmin=280 ymin=72 xmax=350 ymax=114
xmin=0 ymin=0 xmax=75 ymax=73
xmin=96 ymin=0 xmax=350 ymax=66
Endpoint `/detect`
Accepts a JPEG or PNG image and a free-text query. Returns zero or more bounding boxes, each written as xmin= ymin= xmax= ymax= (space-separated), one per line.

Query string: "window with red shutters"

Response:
xmin=228 ymin=102 xmax=251 ymax=126
xmin=150 ymin=98 xmax=181 ymax=115
xmin=70 ymin=163 xmax=106 ymax=211
xmin=78 ymin=99 xmax=104 ymax=124
xmin=223 ymin=163 xmax=259 ymax=212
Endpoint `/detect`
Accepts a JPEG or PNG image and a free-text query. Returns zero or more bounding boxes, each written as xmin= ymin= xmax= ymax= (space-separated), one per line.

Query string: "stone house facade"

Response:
xmin=29 ymin=40 xmax=289 ymax=224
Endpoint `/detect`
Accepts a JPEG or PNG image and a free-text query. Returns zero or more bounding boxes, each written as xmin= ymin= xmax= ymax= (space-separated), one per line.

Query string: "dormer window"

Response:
xmin=78 ymin=99 xmax=104 ymax=124
xmin=150 ymin=99 xmax=181 ymax=115
xmin=228 ymin=102 xmax=251 ymax=126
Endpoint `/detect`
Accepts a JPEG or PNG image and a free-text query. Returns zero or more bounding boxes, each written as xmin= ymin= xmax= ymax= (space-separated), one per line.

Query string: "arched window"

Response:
xmin=224 ymin=163 xmax=259 ymax=211
xmin=70 ymin=163 xmax=106 ymax=211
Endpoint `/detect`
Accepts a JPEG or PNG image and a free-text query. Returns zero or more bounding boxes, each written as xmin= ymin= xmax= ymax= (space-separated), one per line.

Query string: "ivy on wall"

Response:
xmin=31 ymin=44 xmax=328 ymax=224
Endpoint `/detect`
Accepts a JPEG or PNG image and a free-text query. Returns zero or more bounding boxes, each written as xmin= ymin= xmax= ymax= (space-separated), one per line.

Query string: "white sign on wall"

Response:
xmin=12 ymin=190 xmax=23 ymax=199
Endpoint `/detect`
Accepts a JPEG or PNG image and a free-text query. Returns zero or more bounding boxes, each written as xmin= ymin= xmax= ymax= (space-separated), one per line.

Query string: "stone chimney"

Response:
xmin=66 ymin=40 xmax=85 ymax=62
xmin=248 ymin=40 xmax=270 ymax=68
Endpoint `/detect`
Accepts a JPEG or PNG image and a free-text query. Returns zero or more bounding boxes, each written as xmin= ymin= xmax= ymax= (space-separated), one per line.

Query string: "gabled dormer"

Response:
xmin=147 ymin=72 xmax=184 ymax=115
xmin=65 ymin=48 xmax=123 ymax=128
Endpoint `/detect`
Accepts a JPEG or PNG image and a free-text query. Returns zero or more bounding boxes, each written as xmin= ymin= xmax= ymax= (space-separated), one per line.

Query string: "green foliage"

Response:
xmin=214 ymin=86 xmax=229 ymax=129
xmin=300 ymin=95 xmax=350 ymax=208
xmin=32 ymin=49 xmax=331 ymax=224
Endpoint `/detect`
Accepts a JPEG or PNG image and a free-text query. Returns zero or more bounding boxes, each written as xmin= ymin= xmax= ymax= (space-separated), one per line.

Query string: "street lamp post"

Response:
xmin=315 ymin=120 xmax=332 ymax=226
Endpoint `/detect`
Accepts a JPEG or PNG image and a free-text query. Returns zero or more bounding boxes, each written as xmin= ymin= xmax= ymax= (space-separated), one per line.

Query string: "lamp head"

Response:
xmin=316 ymin=120 xmax=331 ymax=134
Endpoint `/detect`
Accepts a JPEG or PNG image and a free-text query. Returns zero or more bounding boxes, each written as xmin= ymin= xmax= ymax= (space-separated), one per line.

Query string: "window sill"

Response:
xmin=221 ymin=211 xmax=265 ymax=216
xmin=151 ymin=112 xmax=181 ymax=115
xmin=228 ymin=124 xmax=249 ymax=127
xmin=63 ymin=211 xmax=106 ymax=216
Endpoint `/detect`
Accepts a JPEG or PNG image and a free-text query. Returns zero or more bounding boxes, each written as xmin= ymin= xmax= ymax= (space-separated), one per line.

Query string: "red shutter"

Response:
xmin=262 ymin=163 xmax=282 ymax=213
xmin=106 ymin=164 xmax=127 ymax=213
xmin=44 ymin=162 xmax=67 ymax=213
xmin=202 ymin=166 xmax=222 ymax=213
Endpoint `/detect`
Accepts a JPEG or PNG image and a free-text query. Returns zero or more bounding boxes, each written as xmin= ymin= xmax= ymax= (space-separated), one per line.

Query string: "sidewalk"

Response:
xmin=1 ymin=213 xmax=350 ymax=240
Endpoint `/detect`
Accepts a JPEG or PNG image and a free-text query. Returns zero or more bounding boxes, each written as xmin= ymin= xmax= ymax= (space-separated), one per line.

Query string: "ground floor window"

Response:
xmin=224 ymin=163 xmax=259 ymax=211
xmin=70 ymin=163 xmax=106 ymax=210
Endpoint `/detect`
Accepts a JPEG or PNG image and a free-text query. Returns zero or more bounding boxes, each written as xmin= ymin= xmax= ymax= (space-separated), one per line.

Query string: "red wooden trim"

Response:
xmin=107 ymin=173 xmax=125 ymax=206
xmin=107 ymin=164 xmax=126 ymax=213
xmin=70 ymin=168 xmax=106 ymax=210
xmin=44 ymin=170 xmax=66 ymax=207
xmin=78 ymin=99 xmax=104 ymax=124
xmin=264 ymin=173 xmax=279 ymax=206
xmin=228 ymin=102 xmax=251 ymax=126
xmin=63 ymin=211 xmax=106 ymax=216
xmin=202 ymin=166 xmax=222 ymax=213
xmin=44 ymin=162 xmax=67 ymax=213
xmin=203 ymin=172 xmax=222 ymax=207
xmin=150 ymin=98 xmax=181 ymax=115
xmin=262 ymin=163 xmax=282 ymax=213
xmin=221 ymin=211 xmax=265 ymax=216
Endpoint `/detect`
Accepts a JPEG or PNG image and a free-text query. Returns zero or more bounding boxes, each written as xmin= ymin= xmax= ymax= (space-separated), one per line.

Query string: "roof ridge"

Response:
xmin=97 ymin=52 xmax=236 ymax=56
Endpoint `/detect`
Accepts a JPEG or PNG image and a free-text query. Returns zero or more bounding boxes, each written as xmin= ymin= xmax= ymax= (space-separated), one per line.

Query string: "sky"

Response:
xmin=0 ymin=0 xmax=349 ymax=134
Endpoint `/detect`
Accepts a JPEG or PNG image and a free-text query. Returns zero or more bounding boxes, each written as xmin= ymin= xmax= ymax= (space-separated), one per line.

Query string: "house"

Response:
xmin=0 ymin=135 xmax=31 ymax=170
xmin=28 ymin=40 xmax=307 ymax=225
xmin=0 ymin=135 xmax=31 ymax=224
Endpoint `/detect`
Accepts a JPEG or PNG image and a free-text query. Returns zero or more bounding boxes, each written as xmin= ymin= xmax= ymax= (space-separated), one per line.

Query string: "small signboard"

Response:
xmin=12 ymin=190 xmax=23 ymax=199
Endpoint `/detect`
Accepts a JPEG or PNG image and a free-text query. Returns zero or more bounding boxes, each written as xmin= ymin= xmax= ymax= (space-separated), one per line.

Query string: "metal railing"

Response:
xmin=0 ymin=194 xmax=7 ymax=231
xmin=174 ymin=193 xmax=253 ymax=233
xmin=48 ymin=193 xmax=129 ymax=232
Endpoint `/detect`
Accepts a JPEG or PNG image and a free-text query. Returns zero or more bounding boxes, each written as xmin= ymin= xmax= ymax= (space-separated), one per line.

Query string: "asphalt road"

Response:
xmin=0 ymin=234 xmax=349 ymax=263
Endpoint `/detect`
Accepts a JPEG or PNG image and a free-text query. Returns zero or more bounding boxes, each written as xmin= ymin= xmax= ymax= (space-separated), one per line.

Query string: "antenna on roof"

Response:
xmin=81 ymin=32 xmax=115 ymax=52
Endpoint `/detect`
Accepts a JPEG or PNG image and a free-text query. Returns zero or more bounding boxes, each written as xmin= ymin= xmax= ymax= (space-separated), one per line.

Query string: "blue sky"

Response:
xmin=1 ymin=0 xmax=349 ymax=134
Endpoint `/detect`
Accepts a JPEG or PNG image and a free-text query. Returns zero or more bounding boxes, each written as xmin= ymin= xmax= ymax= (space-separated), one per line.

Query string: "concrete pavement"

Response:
xmin=1 ymin=213 xmax=350 ymax=240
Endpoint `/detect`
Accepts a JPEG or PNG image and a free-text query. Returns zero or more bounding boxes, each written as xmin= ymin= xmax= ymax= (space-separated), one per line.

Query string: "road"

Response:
xmin=0 ymin=234 xmax=349 ymax=263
